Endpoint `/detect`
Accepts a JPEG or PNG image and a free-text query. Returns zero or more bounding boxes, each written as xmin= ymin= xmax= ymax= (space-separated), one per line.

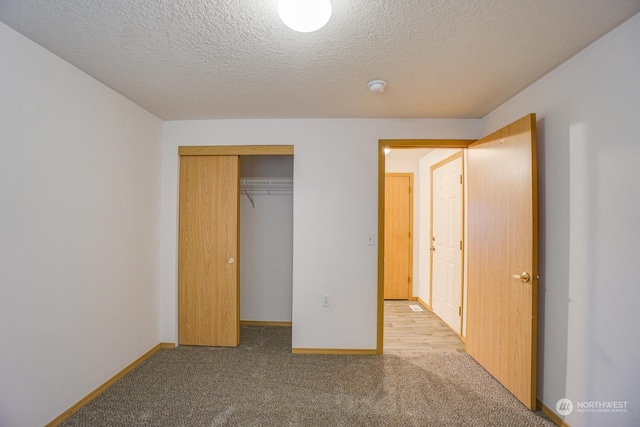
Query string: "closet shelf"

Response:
xmin=240 ymin=177 xmax=293 ymax=195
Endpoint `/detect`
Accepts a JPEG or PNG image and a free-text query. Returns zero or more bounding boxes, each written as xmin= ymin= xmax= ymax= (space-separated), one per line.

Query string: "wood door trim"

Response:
xmin=179 ymin=145 xmax=293 ymax=156
xmin=240 ymin=321 xmax=292 ymax=327
xmin=381 ymin=139 xmax=475 ymax=149
xmin=430 ymin=150 xmax=463 ymax=170
xmin=377 ymin=139 xmax=476 ymax=354
xmin=428 ymin=151 xmax=464 ymax=335
xmin=384 ymin=173 xmax=414 ymax=300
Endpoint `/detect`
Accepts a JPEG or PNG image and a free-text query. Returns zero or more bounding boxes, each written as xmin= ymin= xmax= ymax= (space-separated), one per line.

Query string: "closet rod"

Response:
xmin=243 ymin=190 xmax=255 ymax=208
xmin=239 ymin=177 xmax=293 ymax=187
xmin=239 ymin=177 xmax=293 ymax=199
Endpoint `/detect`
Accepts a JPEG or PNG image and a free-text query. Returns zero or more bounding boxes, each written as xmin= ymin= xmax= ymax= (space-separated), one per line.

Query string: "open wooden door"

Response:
xmin=179 ymin=155 xmax=239 ymax=347
xmin=466 ymin=114 xmax=538 ymax=409
xmin=384 ymin=173 xmax=413 ymax=299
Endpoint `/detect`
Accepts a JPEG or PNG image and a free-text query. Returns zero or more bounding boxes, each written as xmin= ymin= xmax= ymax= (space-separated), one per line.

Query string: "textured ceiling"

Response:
xmin=1 ymin=0 xmax=639 ymax=120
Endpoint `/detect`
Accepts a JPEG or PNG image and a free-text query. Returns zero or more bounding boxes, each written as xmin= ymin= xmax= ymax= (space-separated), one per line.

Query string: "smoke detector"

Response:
xmin=368 ymin=80 xmax=387 ymax=93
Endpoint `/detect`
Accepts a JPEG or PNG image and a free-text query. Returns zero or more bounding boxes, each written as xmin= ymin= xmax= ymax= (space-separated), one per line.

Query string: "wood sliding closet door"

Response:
xmin=466 ymin=114 xmax=538 ymax=409
xmin=179 ymin=155 xmax=239 ymax=347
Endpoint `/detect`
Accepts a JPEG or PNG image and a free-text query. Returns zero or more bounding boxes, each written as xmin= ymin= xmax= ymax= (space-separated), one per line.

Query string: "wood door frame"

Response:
xmin=377 ymin=139 xmax=475 ymax=354
xmin=177 ymin=145 xmax=294 ymax=345
xmin=178 ymin=146 xmax=293 ymax=156
xmin=429 ymin=151 xmax=465 ymax=335
xmin=384 ymin=172 xmax=414 ymax=300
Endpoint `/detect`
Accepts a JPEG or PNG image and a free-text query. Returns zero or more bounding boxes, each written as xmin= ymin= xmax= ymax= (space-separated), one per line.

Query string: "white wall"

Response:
xmin=0 ymin=22 xmax=163 ymax=427
xmin=483 ymin=13 xmax=640 ymax=427
xmin=161 ymin=119 xmax=482 ymax=349
xmin=240 ymin=193 xmax=293 ymax=321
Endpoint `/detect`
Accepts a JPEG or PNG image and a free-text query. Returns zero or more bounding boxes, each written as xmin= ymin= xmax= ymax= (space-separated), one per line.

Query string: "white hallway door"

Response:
xmin=431 ymin=153 xmax=463 ymax=334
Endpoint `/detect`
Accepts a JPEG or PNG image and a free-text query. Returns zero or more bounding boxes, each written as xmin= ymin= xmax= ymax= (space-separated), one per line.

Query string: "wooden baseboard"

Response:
xmin=417 ymin=297 xmax=431 ymax=310
xmin=45 ymin=342 xmax=175 ymax=427
xmin=537 ymin=399 xmax=570 ymax=427
xmin=240 ymin=320 xmax=292 ymax=327
xmin=292 ymin=348 xmax=378 ymax=355
xmin=409 ymin=296 xmax=418 ymax=301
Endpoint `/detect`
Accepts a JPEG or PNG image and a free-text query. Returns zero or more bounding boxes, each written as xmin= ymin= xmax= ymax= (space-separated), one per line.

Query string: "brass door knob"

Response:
xmin=512 ymin=272 xmax=530 ymax=283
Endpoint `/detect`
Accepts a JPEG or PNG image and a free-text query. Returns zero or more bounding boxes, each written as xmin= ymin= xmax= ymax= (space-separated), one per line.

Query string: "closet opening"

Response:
xmin=177 ymin=145 xmax=294 ymax=349
xmin=239 ymin=155 xmax=294 ymax=334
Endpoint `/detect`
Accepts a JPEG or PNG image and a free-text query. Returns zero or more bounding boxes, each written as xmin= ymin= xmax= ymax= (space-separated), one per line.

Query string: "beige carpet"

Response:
xmin=61 ymin=326 xmax=553 ymax=426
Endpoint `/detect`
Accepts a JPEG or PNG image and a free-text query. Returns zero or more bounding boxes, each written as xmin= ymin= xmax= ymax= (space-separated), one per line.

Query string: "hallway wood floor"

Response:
xmin=383 ymin=300 xmax=465 ymax=355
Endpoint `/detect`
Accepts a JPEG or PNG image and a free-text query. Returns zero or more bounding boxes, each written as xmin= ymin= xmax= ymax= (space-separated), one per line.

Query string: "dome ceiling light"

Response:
xmin=278 ymin=0 xmax=332 ymax=33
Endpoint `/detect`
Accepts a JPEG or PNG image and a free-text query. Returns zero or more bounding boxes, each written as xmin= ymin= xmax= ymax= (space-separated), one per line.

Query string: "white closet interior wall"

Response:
xmin=239 ymin=155 xmax=294 ymax=322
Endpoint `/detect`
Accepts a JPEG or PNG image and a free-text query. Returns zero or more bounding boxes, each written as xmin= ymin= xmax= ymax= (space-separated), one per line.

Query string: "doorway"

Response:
xmin=382 ymin=145 xmax=469 ymax=348
xmin=378 ymin=114 xmax=539 ymax=410
xmin=239 ymin=155 xmax=293 ymax=326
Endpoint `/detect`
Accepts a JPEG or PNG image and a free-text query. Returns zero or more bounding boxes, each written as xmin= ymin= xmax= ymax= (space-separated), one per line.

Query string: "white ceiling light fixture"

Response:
xmin=368 ymin=79 xmax=387 ymax=93
xmin=278 ymin=0 xmax=332 ymax=33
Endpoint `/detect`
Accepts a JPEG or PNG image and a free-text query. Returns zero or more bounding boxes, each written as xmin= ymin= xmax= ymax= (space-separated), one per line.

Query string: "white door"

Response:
xmin=431 ymin=153 xmax=463 ymax=333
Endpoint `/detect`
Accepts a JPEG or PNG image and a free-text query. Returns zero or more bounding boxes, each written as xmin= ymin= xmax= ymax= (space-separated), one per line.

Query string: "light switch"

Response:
xmin=367 ymin=233 xmax=375 ymax=246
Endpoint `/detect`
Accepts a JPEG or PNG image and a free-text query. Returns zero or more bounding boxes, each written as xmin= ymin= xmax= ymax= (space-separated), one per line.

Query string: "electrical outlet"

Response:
xmin=367 ymin=233 xmax=375 ymax=246
xmin=322 ymin=294 xmax=330 ymax=307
